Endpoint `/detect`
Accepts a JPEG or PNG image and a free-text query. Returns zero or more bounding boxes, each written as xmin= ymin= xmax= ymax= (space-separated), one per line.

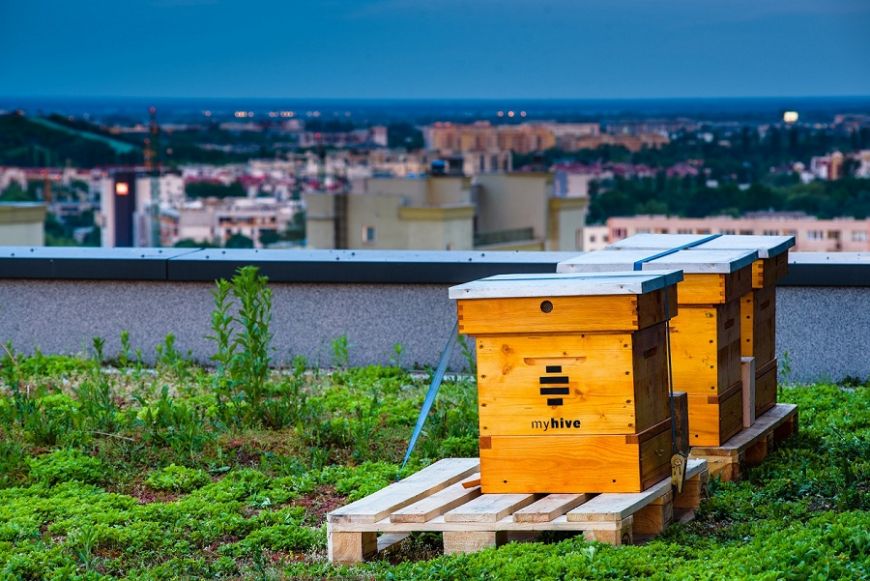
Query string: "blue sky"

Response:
xmin=1 ymin=0 xmax=868 ymax=99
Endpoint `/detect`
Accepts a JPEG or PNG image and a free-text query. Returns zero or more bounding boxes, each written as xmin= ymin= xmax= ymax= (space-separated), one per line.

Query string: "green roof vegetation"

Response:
xmin=0 ymin=267 xmax=867 ymax=579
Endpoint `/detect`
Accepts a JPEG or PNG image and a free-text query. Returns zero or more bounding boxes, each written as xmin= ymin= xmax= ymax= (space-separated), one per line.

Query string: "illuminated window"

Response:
xmin=115 ymin=182 xmax=129 ymax=196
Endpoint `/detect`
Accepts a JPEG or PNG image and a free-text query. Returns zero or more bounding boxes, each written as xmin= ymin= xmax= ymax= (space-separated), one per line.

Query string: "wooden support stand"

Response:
xmin=327 ymin=457 xmax=709 ymax=563
xmin=689 ymin=403 xmax=798 ymax=482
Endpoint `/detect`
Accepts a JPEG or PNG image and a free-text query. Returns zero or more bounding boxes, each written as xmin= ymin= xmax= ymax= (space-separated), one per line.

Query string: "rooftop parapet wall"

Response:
xmin=0 ymin=248 xmax=868 ymax=382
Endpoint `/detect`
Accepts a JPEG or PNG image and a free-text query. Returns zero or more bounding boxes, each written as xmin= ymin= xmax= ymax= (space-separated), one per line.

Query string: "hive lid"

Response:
xmin=696 ymin=235 xmax=795 ymax=258
xmin=557 ymin=248 xmax=758 ymax=274
xmin=608 ymin=233 xmax=795 ymax=259
xmin=448 ymin=270 xmax=683 ymax=300
xmin=608 ymin=233 xmax=712 ymax=250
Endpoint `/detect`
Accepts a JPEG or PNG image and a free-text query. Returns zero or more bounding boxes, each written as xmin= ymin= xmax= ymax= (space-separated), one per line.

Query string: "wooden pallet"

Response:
xmin=689 ymin=403 xmax=798 ymax=482
xmin=327 ymin=457 xmax=708 ymax=564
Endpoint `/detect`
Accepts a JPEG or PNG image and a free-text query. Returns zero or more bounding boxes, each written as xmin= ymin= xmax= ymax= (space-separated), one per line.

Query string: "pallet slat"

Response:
xmin=513 ymin=493 xmax=592 ymax=523
xmin=329 ymin=458 xmax=479 ymax=524
xmin=444 ymin=493 xmax=538 ymax=523
xmin=690 ymin=403 xmax=798 ymax=482
xmin=391 ymin=476 xmax=482 ymax=523
xmin=567 ymin=459 xmax=705 ymax=522
xmin=691 ymin=404 xmax=796 ymax=457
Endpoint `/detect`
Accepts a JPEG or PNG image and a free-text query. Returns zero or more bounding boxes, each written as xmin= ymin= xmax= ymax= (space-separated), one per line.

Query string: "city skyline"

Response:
xmin=1 ymin=0 xmax=869 ymax=100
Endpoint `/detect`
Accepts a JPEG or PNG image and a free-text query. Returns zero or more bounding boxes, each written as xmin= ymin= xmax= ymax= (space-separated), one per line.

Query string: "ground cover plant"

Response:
xmin=0 ymin=268 xmax=868 ymax=579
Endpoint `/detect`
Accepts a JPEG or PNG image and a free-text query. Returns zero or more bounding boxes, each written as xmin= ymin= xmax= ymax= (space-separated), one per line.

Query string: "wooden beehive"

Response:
xmin=699 ymin=236 xmax=793 ymax=409
xmin=610 ymin=234 xmax=794 ymax=415
xmin=558 ymin=248 xmax=757 ymax=446
xmin=448 ymin=271 xmax=683 ymax=494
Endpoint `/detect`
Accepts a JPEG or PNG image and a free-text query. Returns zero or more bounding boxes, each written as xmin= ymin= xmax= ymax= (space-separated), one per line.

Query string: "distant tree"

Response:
xmin=173 ymin=238 xmax=218 ymax=248
xmin=387 ymin=123 xmax=424 ymax=150
xmin=44 ymin=212 xmax=78 ymax=246
xmin=0 ymin=183 xmax=36 ymax=202
xmin=259 ymin=229 xmax=280 ymax=246
xmin=185 ymin=181 xmax=245 ymax=199
xmin=282 ymin=210 xmax=306 ymax=242
xmin=225 ymin=233 xmax=254 ymax=249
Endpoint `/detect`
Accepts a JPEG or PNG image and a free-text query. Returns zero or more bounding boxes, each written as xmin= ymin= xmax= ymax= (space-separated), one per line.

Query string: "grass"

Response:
xmin=0 ymin=347 xmax=867 ymax=579
xmin=0 ymin=267 xmax=867 ymax=579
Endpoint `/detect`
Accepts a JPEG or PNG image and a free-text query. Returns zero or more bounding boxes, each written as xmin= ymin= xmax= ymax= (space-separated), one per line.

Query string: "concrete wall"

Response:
xmin=1 ymin=279 xmax=868 ymax=383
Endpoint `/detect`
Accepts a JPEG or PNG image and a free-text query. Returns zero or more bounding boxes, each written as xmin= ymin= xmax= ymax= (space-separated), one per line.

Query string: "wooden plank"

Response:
xmin=583 ymin=518 xmax=634 ymax=545
xmin=743 ymin=285 xmax=776 ymax=361
xmin=391 ymin=476 xmax=482 ymax=523
xmin=443 ymin=531 xmax=506 ymax=554
xmin=476 ymin=333 xmax=644 ymax=436
xmin=669 ymin=302 xmax=741 ymax=396
xmin=444 ymin=493 xmax=538 ymax=523
xmin=637 ymin=427 xmax=674 ymax=490
xmin=567 ymin=459 xmax=705 ymax=522
xmin=480 ymin=434 xmax=644 ymax=493
xmin=755 ymin=358 xmax=777 ymax=417
xmin=741 ymin=357 xmax=756 ymax=428
xmin=327 ymin=529 xmax=377 ymax=564
xmin=377 ymin=533 xmax=409 ymax=552
xmin=328 ymin=458 xmax=479 ymax=524
xmin=686 ymin=385 xmax=742 ymax=447
xmin=513 ymin=494 xmax=592 ymax=523
xmin=671 ymin=391 xmax=689 ymax=454
xmin=633 ymin=490 xmax=673 ymax=536
xmin=690 ymin=403 xmax=797 ymax=457
xmin=632 ymin=323 xmax=671 ymax=433
xmin=457 ymin=294 xmax=648 ymax=334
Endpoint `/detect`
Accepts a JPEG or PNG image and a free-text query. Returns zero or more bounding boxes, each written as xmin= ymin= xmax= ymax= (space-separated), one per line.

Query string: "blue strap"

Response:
xmin=632 ymin=233 xmax=722 ymax=271
xmin=401 ymin=319 xmax=459 ymax=469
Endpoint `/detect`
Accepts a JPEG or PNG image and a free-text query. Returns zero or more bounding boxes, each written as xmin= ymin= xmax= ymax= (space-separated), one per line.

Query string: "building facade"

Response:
xmin=606 ymin=214 xmax=870 ymax=252
xmin=305 ymin=173 xmax=588 ymax=252
xmin=0 ymin=203 xmax=46 ymax=246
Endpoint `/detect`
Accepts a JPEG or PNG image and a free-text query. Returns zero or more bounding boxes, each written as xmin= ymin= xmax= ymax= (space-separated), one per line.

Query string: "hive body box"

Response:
xmin=557 ymin=248 xmax=758 ymax=446
xmin=449 ymin=271 xmax=683 ymax=494
xmin=609 ymin=234 xmax=794 ymax=416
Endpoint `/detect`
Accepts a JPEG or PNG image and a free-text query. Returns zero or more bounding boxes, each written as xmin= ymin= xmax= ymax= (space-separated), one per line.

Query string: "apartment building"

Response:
xmin=304 ymin=173 xmax=587 ymax=251
xmin=0 ymin=202 xmax=46 ymax=246
xmin=159 ymin=198 xmax=299 ymax=248
xmin=424 ymin=121 xmax=667 ymax=155
xmin=607 ymin=213 xmax=870 ymax=251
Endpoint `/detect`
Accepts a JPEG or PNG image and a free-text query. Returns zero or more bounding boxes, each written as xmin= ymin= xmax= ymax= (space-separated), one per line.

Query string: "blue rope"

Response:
xmin=401 ymin=319 xmax=459 ymax=469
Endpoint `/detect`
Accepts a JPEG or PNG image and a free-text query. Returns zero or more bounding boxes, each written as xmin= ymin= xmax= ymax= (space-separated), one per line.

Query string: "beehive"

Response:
xmin=610 ymin=234 xmax=794 ymax=416
xmin=449 ymin=271 xmax=683 ymax=494
xmin=557 ymin=248 xmax=757 ymax=446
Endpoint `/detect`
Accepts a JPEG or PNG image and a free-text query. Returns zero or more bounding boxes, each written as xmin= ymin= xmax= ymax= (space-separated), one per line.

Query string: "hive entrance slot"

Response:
xmin=523 ymin=357 xmax=586 ymax=366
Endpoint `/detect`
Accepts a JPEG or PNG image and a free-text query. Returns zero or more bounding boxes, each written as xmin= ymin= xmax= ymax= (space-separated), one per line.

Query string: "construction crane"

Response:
xmin=144 ymin=106 xmax=161 ymax=247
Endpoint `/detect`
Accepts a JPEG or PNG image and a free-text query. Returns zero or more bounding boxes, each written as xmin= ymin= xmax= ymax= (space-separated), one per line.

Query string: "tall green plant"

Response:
xmin=208 ymin=266 xmax=273 ymax=422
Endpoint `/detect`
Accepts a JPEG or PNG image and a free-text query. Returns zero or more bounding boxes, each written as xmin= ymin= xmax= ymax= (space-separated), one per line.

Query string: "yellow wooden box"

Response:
xmin=609 ymin=234 xmax=794 ymax=417
xmin=699 ymin=235 xmax=793 ymax=367
xmin=557 ymin=248 xmax=757 ymax=446
xmin=449 ymin=271 xmax=683 ymax=494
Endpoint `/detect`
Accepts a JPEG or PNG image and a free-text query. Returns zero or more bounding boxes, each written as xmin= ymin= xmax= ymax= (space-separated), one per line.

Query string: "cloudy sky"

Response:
xmin=1 ymin=0 xmax=868 ymax=99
